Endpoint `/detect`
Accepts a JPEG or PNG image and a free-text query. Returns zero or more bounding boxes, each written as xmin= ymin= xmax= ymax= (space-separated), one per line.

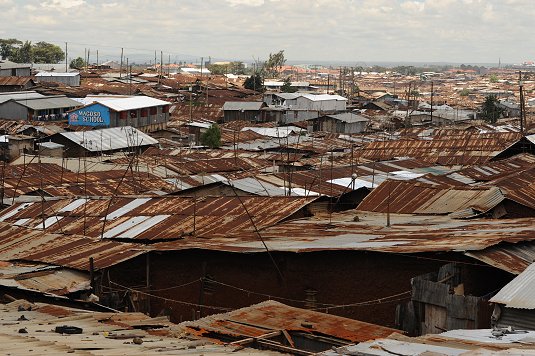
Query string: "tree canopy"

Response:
xmin=200 ymin=124 xmax=221 ymax=148
xmin=70 ymin=57 xmax=86 ymax=69
xmin=263 ymin=50 xmax=286 ymax=78
xmin=0 ymin=38 xmax=64 ymax=63
xmin=480 ymin=95 xmax=504 ymax=124
xmin=243 ymin=74 xmax=263 ymax=92
xmin=281 ymin=77 xmax=297 ymax=93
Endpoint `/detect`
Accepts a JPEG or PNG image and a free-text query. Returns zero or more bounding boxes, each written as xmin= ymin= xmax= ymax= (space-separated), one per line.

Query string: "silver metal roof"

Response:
xmin=222 ymin=101 xmax=265 ymax=111
xmin=0 ymin=91 xmax=44 ymax=104
xmin=14 ymin=96 xmax=81 ymax=110
xmin=320 ymin=112 xmax=369 ymax=123
xmin=57 ymin=126 xmax=159 ymax=152
xmin=490 ymin=262 xmax=535 ymax=309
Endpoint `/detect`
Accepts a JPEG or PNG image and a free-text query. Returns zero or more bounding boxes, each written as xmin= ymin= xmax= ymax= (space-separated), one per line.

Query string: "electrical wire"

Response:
xmin=109 ymin=280 xmax=231 ymax=312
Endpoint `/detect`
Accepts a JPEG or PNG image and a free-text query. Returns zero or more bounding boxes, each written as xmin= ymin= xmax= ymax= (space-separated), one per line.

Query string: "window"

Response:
xmin=119 ymin=111 xmax=127 ymax=120
xmin=129 ymin=110 xmax=137 ymax=118
xmin=162 ymin=105 xmax=169 ymax=113
xmin=150 ymin=107 xmax=157 ymax=115
xmin=140 ymin=108 xmax=148 ymax=117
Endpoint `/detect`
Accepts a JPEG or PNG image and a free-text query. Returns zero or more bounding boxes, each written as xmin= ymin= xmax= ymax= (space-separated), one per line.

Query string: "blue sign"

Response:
xmin=69 ymin=103 xmax=110 ymax=127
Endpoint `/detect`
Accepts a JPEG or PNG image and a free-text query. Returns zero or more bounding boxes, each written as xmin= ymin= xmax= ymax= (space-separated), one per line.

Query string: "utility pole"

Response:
xmin=65 ymin=42 xmax=68 ymax=72
xmin=96 ymin=50 xmax=99 ymax=68
xmin=126 ymin=57 xmax=130 ymax=95
xmin=87 ymin=48 xmax=90 ymax=70
xmin=168 ymin=54 xmax=171 ymax=76
xmin=519 ymin=71 xmax=525 ymax=134
xmin=120 ymin=47 xmax=123 ymax=78
xmin=405 ymin=82 xmax=411 ymax=127
xmin=430 ymin=81 xmax=434 ymax=124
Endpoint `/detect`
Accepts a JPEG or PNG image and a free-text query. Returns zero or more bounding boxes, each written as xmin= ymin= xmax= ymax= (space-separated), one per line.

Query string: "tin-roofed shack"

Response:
xmin=45 ymin=126 xmax=158 ymax=157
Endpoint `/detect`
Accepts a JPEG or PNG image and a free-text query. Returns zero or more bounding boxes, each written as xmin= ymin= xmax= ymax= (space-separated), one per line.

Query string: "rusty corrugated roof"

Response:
xmin=0 ymin=222 xmax=145 ymax=271
xmin=0 ymin=196 xmax=317 ymax=241
xmin=181 ymin=300 xmax=400 ymax=343
xmin=356 ymin=180 xmax=505 ymax=216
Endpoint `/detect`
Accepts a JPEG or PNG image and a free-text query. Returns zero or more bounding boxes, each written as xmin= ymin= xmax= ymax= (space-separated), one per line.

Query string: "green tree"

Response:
xmin=460 ymin=88 xmax=470 ymax=96
xmin=281 ymin=77 xmax=297 ymax=93
xmin=243 ymin=74 xmax=263 ymax=92
xmin=263 ymin=50 xmax=286 ymax=78
xmin=0 ymin=38 xmax=22 ymax=60
xmin=32 ymin=41 xmax=64 ymax=63
xmin=10 ymin=41 xmax=33 ymax=63
xmin=200 ymin=124 xmax=221 ymax=148
xmin=70 ymin=57 xmax=86 ymax=69
xmin=489 ymin=74 xmax=498 ymax=83
xmin=480 ymin=95 xmax=504 ymax=124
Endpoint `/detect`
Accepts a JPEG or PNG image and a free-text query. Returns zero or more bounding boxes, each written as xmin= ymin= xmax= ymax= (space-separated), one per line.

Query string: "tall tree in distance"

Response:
xmin=32 ymin=41 xmax=65 ymax=63
xmin=0 ymin=38 xmax=22 ymax=60
xmin=263 ymin=50 xmax=286 ymax=78
xmin=281 ymin=77 xmax=297 ymax=93
xmin=200 ymin=124 xmax=222 ymax=148
xmin=10 ymin=41 xmax=33 ymax=63
xmin=480 ymin=95 xmax=504 ymax=124
xmin=243 ymin=74 xmax=263 ymax=92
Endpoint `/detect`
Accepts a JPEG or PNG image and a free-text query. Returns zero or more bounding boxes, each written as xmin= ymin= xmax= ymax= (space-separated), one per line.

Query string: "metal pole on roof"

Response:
xmin=120 ymin=48 xmax=123 ymax=79
xmin=65 ymin=42 xmax=68 ymax=72
xmin=519 ymin=71 xmax=525 ymax=134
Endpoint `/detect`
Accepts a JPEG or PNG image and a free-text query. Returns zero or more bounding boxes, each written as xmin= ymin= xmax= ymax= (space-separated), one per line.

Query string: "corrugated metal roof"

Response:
xmin=321 ymin=112 xmax=369 ymax=123
xmin=0 ymin=196 xmax=317 ymax=241
xmin=181 ymin=300 xmax=399 ymax=343
xmin=95 ymin=95 xmax=169 ymax=111
xmin=490 ymin=263 xmax=535 ymax=309
xmin=357 ymin=180 xmax=505 ymax=216
xmin=14 ymin=96 xmax=81 ymax=110
xmin=57 ymin=126 xmax=158 ymax=152
xmin=222 ymin=101 xmax=265 ymax=111
xmin=0 ymin=300 xmax=269 ymax=355
xmin=0 ymin=222 xmax=146 ymax=271
xmin=0 ymin=76 xmax=35 ymax=86
xmin=35 ymin=72 xmax=80 ymax=77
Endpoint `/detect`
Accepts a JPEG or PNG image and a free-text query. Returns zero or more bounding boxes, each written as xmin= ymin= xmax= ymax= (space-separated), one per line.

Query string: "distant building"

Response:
xmin=222 ymin=101 xmax=268 ymax=122
xmin=0 ymin=134 xmax=35 ymax=160
xmin=0 ymin=91 xmax=81 ymax=121
xmin=0 ymin=60 xmax=31 ymax=77
xmin=68 ymin=96 xmax=170 ymax=131
xmin=264 ymin=93 xmax=348 ymax=123
xmin=0 ymin=76 xmax=36 ymax=92
xmin=35 ymin=72 xmax=81 ymax=87
xmin=307 ymin=112 xmax=369 ymax=134
xmin=264 ymin=81 xmax=318 ymax=92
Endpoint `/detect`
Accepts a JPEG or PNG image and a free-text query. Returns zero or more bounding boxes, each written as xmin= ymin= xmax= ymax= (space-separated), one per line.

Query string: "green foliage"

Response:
xmin=480 ymin=95 xmax=504 ymax=124
xmin=243 ymin=74 xmax=263 ymax=92
xmin=489 ymin=74 xmax=499 ymax=83
xmin=200 ymin=124 xmax=221 ymax=148
xmin=208 ymin=61 xmax=246 ymax=75
xmin=0 ymin=38 xmax=22 ymax=59
xmin=1 ymin=39 xmax=65 ymax=63
xmin=263 ymin=50 xmax=286 ymax=78
xmin=9 ymin=41 xmax=33 ymax=63
xmin=32 ymin=41 xmax=64 ymax=63
xmin=70 ymin=57 xmax=86 ymax=69
xmin=281 ymin=77 xmax=297 ymax=93
xmin=460 ymin=88 xmax=470 ymax=96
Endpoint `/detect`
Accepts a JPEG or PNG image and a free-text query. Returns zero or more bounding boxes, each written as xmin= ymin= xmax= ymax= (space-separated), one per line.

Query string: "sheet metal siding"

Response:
xmin=498 ymin=308 xmax=535 ymax=330
xmin=490 ymin=263 xmax=535 ymax=309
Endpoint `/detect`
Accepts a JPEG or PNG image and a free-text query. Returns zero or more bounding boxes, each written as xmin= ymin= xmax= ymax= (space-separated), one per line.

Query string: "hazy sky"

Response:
xmin=0 ymin=0 xmax=532 ymax=64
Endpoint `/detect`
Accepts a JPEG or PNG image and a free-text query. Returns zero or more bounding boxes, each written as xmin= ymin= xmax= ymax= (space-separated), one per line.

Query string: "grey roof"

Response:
xmin=13 ymin=96 xmax=81 ymax=110
xmin=57 ymin=126 xmax=159 ymax=152
xmin=0 ymin=60 xmax=31 ymax=70
xmin=490 ymin=262 xmax=535 ymax=309
xmin=225 ymin=177 xmax=288 ymax=196
xmin=223 ymin=101 xmax=265 ymax=111
xmin=38 ymin=141 xmax=64 ymax=149
xmin=35 ymin=72 xmax=80 ymax=77
xmin=320 ymin=112 xmax=369 ymax=123
xmin=0 ymin=91 xmax=44 ymax=104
